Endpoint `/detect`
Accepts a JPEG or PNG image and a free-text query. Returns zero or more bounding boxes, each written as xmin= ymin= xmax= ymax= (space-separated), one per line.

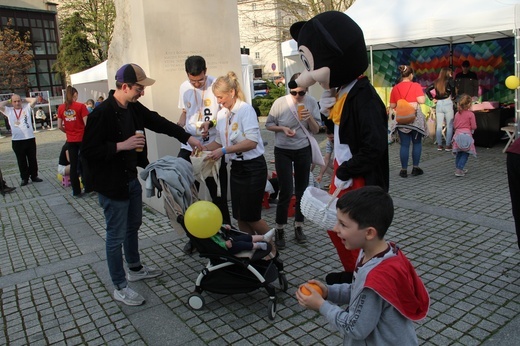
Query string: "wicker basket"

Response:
xmin=301 ymin=186 xmax=341 ymax=230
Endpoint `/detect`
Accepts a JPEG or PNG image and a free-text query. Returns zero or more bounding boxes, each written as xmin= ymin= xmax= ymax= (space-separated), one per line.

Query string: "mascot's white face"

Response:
xmin=289 ymin=11 xmax=368 ymax=91
xmin=298 ymin=45 xmax=331 ymax=90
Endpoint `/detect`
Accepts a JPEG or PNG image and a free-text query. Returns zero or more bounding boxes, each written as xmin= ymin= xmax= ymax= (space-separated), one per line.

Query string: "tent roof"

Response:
xmin=346 ymin=0 xmax=520 ymax=50
xmin=70 ymin=61 xmax=108 ymax=85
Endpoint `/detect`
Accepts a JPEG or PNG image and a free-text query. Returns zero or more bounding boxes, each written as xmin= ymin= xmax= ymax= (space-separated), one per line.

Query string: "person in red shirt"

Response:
xmin=58 ymin=86 xmax=90 ymax=196
xmin=389 ymin=65 xmax=428 ymax=178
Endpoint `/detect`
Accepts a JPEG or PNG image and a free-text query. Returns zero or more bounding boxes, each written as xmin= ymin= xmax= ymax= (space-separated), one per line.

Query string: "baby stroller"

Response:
xmin=178 ymin=215 xmax=288 ymax=320
xmin=142 ymin=159 xmax=288 ymax=320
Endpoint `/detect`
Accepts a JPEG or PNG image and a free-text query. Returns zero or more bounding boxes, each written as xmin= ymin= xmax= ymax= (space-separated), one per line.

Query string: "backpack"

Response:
xmin=394 ymin=84 xmax=417 ymax=125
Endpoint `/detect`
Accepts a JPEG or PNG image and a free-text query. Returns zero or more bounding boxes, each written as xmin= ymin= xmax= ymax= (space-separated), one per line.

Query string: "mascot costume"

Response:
xmin=289 ymin=11 xmax=389 ymax=284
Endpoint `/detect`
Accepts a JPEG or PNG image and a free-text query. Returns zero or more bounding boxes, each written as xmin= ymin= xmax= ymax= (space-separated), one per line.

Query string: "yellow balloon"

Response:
xmin=184 ymin=201 xmax=223 ymax=238
xmin=505 ymin=75 xmax=519 ymax=90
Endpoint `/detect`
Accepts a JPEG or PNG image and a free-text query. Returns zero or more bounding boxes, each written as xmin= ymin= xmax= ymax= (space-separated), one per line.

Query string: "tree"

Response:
xmin=54 ymin=12 xmax=97 ymax=75
xmin=58 ymin=0 xmax=116 ymax=63
xmin=239 ymin=0 xmax=356 ymax=43
xmin=238 ymin=0 xmax=356 ymax=75
xmin=0 ymin=20 xmax=33 ymax=93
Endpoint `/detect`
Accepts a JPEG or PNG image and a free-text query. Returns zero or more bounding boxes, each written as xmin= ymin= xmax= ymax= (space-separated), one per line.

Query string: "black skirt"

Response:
xmin=230 ymin=155 xmax=267 ymax=222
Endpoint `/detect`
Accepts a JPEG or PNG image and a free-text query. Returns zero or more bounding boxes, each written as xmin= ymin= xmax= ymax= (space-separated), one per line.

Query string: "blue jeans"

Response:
xmin=435 ymin=99 xmax=454 ymax=146
xmin=398 ymin=130 xmax=423 ymax=168
xmin=455 ymin=152 xmax=469 ymax=170
xmin=98 ymin=178 xmax=143 ymax=289
xmin=274 ymin=145 xmax=311 ymax=225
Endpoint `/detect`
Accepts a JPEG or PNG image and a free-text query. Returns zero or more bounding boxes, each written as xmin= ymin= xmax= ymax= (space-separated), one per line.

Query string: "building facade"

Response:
xmin=237 ymin=0 xmax=290 ymax=80
xmin=0 ymin=0 xmax=63 ymax=97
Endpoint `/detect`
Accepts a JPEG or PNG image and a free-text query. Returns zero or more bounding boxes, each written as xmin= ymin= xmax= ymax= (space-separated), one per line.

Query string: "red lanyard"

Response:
xmin=14 ymin=108 xmax=23 ymax=121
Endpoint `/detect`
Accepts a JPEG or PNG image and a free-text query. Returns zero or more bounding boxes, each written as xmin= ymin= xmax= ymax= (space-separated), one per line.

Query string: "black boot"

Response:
xmin=275 ymin=229 xmax=285 ymax=250
xmin=0 ymin=179 xmax=15 ymax=195
xmin=294 ymin=226 xmax=307 ymax=244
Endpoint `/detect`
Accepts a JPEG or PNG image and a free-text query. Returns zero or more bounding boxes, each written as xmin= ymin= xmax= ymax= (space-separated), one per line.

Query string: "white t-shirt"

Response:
xmin=215 ymin=99 xmax=264 ymax=161
xmin=178 ymin=75 xmax=219 ymax=151
xmin=4 ymin=104 xmax=35 ymax=141
xmin=265 ymin=94 xmax=321 ymax=149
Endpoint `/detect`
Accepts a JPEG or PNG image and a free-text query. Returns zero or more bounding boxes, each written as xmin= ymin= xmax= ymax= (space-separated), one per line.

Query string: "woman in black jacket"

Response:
xmin=426 ymin=67 xmax=455 ymax=151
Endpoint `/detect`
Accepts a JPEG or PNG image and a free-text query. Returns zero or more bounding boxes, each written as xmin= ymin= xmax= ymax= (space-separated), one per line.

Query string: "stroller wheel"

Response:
xmin=279 ymin=273 xmax=289 ymax=292
xmin=188 ymin=293 xmax=205 ymax=310
xmin=267 ymin=299 xmax=277 ymax=320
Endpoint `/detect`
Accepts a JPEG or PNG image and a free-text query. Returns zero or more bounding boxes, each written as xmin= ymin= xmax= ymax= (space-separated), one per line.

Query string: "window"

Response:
xmin=32 ymin=28 xmax=44 ymax=41
xmin=45 ymin=29 xmax=56 ymax=41
xmin=38 ymin=73 xmax=51 ymax=87
xmin=33 ymin=42 xmax=46 ymax=55
xmin=252 ymin=3 xmax=256 ymax=10
xmin=36 ymin=60 xmax=49 ymax=72
xmin=27 ymin=74 xmax=37 ymax=87
xmin=254 ymin=36 xmax=259 ymax=43
xmin=46 ymin=42 xmax=57 ymax=54
xmin=253 ymin=20 xmax=257 ymax=27
xmin=255 ymin=52 xmax=260 ymax=59
xmin=0 ymin=8 xmax=63 ymax=96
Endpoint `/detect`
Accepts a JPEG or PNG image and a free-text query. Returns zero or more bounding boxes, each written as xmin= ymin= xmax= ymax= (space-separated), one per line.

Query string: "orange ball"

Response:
xmin=300 ymin=283 xmax=323 ymax=296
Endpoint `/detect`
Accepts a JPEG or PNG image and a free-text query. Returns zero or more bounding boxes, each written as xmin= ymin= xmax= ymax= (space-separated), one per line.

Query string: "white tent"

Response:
xmin=281 ymin=0 xmax=520 ymax=129
xmin=346 ymin=0 xmax=519 ymax=50
xmin=70 ymin=61 xmax=110 ymax=103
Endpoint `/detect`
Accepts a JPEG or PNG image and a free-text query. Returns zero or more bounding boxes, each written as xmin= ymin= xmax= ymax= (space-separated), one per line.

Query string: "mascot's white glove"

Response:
xmin=319 ymin=89 xmax=336 ymax=116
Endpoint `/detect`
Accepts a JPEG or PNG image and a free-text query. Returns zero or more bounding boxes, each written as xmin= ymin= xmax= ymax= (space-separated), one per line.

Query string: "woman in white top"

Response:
xmin=265 ymin=73 xmax=321 ymax=249
xmin=204 ymin=71 xmax=271 ymax=236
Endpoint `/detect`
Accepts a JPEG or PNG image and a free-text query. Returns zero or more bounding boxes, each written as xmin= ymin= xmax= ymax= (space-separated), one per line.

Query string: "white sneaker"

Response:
xmin=114 ymin=286 xmax=145 ymax=306
xmin=127 ymin=265 xmax=163 ymax=282
xmin=263 ymin=228 xmax=276 ymax=243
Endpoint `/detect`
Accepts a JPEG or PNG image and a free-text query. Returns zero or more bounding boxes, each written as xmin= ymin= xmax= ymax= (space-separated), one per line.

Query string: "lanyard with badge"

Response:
xmin=14 ymin=108 xmax=23 ymax=126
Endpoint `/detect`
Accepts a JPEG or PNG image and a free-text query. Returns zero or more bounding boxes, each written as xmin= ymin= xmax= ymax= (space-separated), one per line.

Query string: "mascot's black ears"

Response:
xmin=291 ymin=19 xmax=344 ymax=57
xmin=289 ymin=11 xmax=368 ymax=88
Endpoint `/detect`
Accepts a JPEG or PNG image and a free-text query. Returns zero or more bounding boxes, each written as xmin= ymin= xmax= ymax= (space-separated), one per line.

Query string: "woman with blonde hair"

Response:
xmin=58 ymin=86 xmax=90 ymax=196
xmin=204 ymin=72 xmax=271 ymax=237
xmin=426 ymin=67 xmax=455 ymax=151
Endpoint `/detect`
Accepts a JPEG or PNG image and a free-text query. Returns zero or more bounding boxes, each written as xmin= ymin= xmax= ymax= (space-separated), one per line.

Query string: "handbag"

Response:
xmin=427 ymin=114 xmax=436 ymax=139
xmin=285 ymin=96 xmax=325 ymax=166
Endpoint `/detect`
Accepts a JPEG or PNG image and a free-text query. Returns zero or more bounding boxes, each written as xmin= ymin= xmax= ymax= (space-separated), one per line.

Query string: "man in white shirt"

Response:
xmin=0 ymin=94 xmax=42 ymax=186
xmin=177 ymin=56 xmax=231 ymax=254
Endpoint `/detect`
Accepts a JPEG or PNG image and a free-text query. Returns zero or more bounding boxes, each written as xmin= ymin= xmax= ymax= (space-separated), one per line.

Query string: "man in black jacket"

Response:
xmin=82 ymin=63 xmax=202 ymax=306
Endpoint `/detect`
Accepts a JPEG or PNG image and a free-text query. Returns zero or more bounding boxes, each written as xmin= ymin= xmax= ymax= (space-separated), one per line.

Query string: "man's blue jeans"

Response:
xmin=98 ymin=178 xmax=142 ymax=289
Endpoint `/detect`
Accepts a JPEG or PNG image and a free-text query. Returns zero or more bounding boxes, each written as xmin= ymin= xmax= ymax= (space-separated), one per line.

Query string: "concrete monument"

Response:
xmin=107 ymin=0 xmax=242 ymax=212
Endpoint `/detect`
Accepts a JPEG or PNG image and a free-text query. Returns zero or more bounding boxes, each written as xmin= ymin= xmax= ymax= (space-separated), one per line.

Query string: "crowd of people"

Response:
xmin=1 ymin=53 xmax=518 ymax=344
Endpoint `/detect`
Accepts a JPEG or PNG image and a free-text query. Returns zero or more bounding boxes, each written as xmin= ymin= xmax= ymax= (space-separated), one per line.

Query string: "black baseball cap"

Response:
xmin=115 ymin=63 xmax=155 ymax=86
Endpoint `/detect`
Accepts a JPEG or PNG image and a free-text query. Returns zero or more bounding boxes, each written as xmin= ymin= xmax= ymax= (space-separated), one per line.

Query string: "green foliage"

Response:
xmin=54 ymin=12 xmax=96 ymax=75
xmin=0 ymin=20 xmax=33 ymax=93
xmin=252 ymin=82 xmax=287 ymax=116
xmin=59 ymin=0 xmax=116 ymax=63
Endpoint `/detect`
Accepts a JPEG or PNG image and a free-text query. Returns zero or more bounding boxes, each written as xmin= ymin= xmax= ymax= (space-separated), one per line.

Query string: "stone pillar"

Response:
xmin=108 ymin=0 xmax=241 ymax=213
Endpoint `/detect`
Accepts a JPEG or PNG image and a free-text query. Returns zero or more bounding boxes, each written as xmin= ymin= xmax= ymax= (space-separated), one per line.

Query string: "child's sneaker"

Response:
xmin=127 ymin=265 xmax=163 ymax=282
xmin=454 ymin=169 xmax=465 ymax=177
xmin=114 ymin=286 xmax=145 ymax=306
xmin=263 ymin=228 xmax=276 ymax=243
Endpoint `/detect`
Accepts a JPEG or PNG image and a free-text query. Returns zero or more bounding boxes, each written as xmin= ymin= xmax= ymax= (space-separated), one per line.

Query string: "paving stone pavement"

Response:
xmin=0 ymin=119 xmax=518 ymax=345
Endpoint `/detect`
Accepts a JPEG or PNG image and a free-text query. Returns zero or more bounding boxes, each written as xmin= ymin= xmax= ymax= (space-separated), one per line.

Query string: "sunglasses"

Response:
xmin=290 ymin=90 xmax=306 ymax=96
